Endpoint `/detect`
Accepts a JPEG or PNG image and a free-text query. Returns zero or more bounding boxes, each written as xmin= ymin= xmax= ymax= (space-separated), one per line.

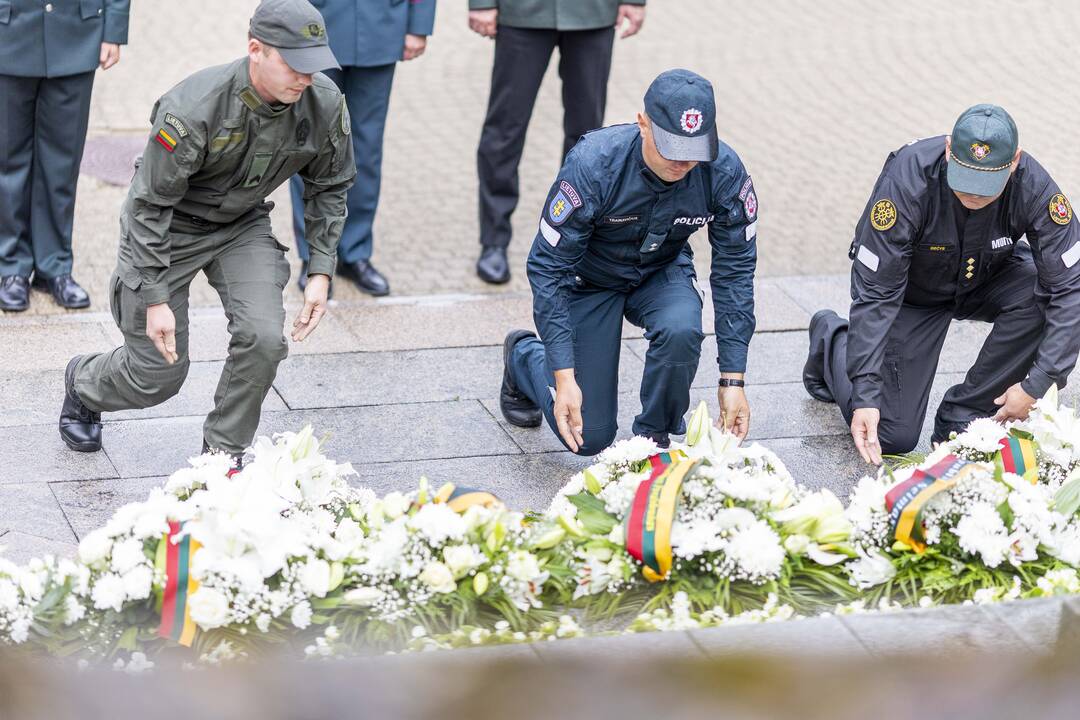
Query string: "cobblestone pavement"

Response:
xmin=3 ymin=1 xmax=1080 ymax=570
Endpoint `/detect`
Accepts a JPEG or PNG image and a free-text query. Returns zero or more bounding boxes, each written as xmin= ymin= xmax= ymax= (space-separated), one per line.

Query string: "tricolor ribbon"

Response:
xmin=625 ymin=451 xmax=696 ymax=582
xmin=885 ymin=454 xmax=980 ymax=552
xmin=156 ymin=520 xmax=201 ymax=647
xmin=997 ymin=436 xmax=1038 ymax=483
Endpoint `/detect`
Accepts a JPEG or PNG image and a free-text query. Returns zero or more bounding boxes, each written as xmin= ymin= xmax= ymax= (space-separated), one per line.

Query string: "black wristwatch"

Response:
xmin=717 ymin=378 xmax=746 ymax=388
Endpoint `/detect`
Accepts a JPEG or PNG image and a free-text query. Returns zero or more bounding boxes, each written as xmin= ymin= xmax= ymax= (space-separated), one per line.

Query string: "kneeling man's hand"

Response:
xmin=146 ymin=303 xmax=178 ymax=365
xmin=851 ymin=407 xmax=882 ymax=465
xmin=993 ymin=382 xmax=1036 ymax=423
xmin=292 ymin=274 xmax=330 ymax=342
xmin=553 ymin=369 xmax=584 ymax=452
xmin=716 ymin=386 xmax=750 ymax=440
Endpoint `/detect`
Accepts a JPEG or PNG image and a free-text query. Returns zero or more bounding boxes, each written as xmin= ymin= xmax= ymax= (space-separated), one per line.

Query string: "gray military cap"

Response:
xmin=249 ymin=0 xmax=340 ymax=74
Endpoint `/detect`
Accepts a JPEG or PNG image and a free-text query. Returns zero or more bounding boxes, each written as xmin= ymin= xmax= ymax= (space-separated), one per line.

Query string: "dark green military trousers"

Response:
xmin=72 ymin=209 xmax=290 ymax=454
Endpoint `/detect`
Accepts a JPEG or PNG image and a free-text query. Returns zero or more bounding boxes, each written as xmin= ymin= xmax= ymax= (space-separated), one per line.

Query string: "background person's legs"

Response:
xmin=936 ymin=252 xmax=1045 ymax=440
xmin=819 ymin=304 xmax=951 ymax=453
xmin=29 ymin=71 xmax=95 ymax=280
xmin=556 ymin=27 xmax=615 ymax=160
xmin=476 ymin=27 xmax=557 ymax=252
xmin=623 ymin=259 xmax=704 ymax=443
xmin=509 ymin=286 xmax=625 ymax=456
xmin=201 ymin=217 xmax=290 ymax=454
xmin=0 ymin=74 xmax=39 ymax=281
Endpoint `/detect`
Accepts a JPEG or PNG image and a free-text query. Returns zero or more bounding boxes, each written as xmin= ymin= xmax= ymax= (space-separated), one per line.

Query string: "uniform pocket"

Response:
xmin=80 ymin=0 xmax=104 ymax=20
xmin=108 ymin=273 xmax=123 ymax=327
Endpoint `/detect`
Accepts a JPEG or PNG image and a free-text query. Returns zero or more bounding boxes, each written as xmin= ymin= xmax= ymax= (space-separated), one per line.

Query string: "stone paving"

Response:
xmin=3 ymin=0 xmax=1080 ymax=656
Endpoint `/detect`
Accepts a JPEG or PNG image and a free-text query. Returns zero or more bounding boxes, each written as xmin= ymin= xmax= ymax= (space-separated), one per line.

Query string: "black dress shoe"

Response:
xmin=803 ymin=309 xmax=837 ymax=403
xmin=59 ymin=356 xmax=102 ymax=452
xmin=477 ymin=247 xmax=510 ymax=284
xmin=0 ymin=275 xmax=30 ymax=312
xmin=296 ymin=260 xmax=334 ymax=299
xmin=32 ymin=274 xmax=90 ymax=309
xmin=337 ymin=259 xmax=389 ymax=296
xmin=500 ymin=329 xmax=542 ymax=428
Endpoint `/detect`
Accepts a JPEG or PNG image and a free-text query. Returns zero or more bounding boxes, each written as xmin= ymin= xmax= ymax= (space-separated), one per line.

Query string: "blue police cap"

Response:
xmin=644 ymin=69 xmax=719 ymax=162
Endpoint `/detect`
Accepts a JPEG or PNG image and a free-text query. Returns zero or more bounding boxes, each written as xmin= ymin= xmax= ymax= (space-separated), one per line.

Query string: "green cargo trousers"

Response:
xmin=72 ymin=209 xmax=290 ymax=454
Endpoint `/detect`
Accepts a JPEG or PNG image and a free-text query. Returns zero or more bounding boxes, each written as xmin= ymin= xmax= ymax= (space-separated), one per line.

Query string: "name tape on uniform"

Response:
xmin=857 ymin=245 xmax=880 ymax=272
xmin=745 ymin=220 xmax=758 ymax=242
xmin=1062 ymin=241 xmax=1080 ymax=269
xmin=539 ymin=217 xmax=561 ymax=247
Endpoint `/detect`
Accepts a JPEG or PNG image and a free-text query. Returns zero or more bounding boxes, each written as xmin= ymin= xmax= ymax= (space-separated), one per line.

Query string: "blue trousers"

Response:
xmin=289 ymin=63 xmax=396 ymax=264
xmin=510 ymin=258 xmax=705 ymax=456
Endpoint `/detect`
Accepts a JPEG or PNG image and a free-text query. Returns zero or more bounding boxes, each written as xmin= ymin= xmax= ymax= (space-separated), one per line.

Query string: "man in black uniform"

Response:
xmin=803 ymin=104 xmax=1080 ymax=464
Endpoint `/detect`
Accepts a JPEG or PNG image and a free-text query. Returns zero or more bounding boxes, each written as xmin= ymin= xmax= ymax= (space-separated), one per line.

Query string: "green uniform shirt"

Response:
xmin=467 ymin=0 xmax=646 ymax=31
xmin=121 ymin=57 xmax=356 ymax=305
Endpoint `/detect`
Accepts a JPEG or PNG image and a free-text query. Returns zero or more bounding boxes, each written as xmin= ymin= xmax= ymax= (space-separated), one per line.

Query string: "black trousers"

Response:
xmin=477 ymin=25 xmax=615 ymax=250
xmin=820 ymin=249 xmax=1045 ymax=453
xmin=0 ymin=71 xmax=95 ymax=279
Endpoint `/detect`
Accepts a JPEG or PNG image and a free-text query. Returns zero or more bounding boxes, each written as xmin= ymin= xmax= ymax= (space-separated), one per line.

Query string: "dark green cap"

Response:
xmin=249 ymin=0 xmax=340 ymax=74
xmin=947 ymin=104 xmax=1018 ymax=197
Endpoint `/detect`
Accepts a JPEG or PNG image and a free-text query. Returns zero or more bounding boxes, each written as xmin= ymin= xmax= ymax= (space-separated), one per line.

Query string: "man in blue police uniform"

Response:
xmin=0 ymin=0 xmax=129 ymax=312
xmin=288 ymin=0 xmax=436 ymax=297
xmin=499 ymin=69 xmax=757 ymax=455
xmin=803 ymin=105 xmax=1080 ymax=464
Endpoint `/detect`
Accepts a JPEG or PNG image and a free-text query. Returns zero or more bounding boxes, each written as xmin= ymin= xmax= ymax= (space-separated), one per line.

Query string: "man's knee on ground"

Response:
xmin=879 ymin=423 xmax=921 ymax=456
xmin=570 ymin=425 xmax=618 ymax=457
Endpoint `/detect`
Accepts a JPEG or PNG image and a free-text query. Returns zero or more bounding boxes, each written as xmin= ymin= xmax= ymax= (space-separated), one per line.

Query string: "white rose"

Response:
xmin=90 ymin=573 xmax=126 ymax=612
xmin=418 ymin=561 xmax=457 ymax=594
xmin=188 ymin=587 xmax=230 ymax=630
xmin=110 ymin=538 xmax=146 ymax=575
xmin=290 ymin=601 xmax=313 ymax=629
xmin=299 ymin=559 xmax=331 ymax=598
xmin=78 ymin=529 xmax=113 ymax=567
xmin=382 ymin=492 xmax=410 ymax=520
xmin=846 ymin=550 xmax=897 ymax=589
xmin=122 ymin=565 xmax=154 ymax=601
xmin=443 ymin=545 xmax=482 ymax=579
xmin=506 ymin=551 xmax=541 ymax=582
xmin=343 ymin=587 xmax=385 ymax=606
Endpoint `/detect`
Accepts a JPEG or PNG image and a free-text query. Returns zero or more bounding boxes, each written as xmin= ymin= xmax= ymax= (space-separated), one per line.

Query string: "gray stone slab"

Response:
xmin=0 ymin=363 xmax=287 ymax=428
xmin=350 ymin=452 xmax=589 ymax=514
xmin=0 ymin=530 xmax=77 ymax=563
xmin=767 ymin=435 xmax=869 ymax=497
xmin=984 ymin=597 xmax=1065 ymax=655
xmin=754 ymin=279 xmax=813 ymax=331
xmin=95 ymin=416 xmax=214 ymax=479
xmin=0 ymin=483 xmax=76 ymax=543
xmin=273 ymin=345 xmax=646 ymax=409
xmin=838 ymin=604 xmax=1031 ymax=657
xmin=50 ymin=476 xmax=168 ymax=540
xmin=531 ymin=629 xmax=705 ymax=663
xmin=776 ymin=274 xmax=851 ymax=316
xmin=258 ymin=402 xmax=522 ymax=466
xmin=0 ymin=424 xmax=118 ymax=484
xmin=690 ymin=615 xmax=869 ymax=658
xmin=627 ymin=330 xmax=810 ymax=388
xmin=0 ymin=320 xmax=116 ymax=371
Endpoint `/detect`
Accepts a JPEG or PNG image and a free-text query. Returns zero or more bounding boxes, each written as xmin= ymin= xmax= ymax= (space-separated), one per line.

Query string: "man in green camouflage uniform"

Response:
xmin=59 ymin=0 xmax=355 ymax=459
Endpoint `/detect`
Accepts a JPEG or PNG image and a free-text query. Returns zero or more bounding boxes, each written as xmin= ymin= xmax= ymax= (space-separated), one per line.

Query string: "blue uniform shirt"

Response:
xmin=527 ymin=124 xmax=758 ymax=374
xmin=310 ymin=0 xmax=436 ymax=67
xmin=0 ymin=0 xmax=130 ymax=78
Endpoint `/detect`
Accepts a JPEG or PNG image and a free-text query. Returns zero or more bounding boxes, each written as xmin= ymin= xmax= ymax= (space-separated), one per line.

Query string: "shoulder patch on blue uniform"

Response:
xmin=548 ymin=180 xmax=582 ymax=226
xmin=738 ymin=177 xmax=753 ymax=201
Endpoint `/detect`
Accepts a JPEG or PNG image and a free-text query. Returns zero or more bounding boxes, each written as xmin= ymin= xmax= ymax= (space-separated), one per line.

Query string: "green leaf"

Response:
xmin=1054 ymin=473 xmax=1080 ymax=517
xmin=567 ymin=493 xmax=618 ymax=535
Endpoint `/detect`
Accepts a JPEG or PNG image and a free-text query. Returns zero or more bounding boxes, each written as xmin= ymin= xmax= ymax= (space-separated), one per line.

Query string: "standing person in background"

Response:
xmin=288 ymin=0 xmax=436 ymax=298
xmin=0 ymin=0 xmax=130 ymax=312
xmin=470 ymin=0 xmax=646 ymax=285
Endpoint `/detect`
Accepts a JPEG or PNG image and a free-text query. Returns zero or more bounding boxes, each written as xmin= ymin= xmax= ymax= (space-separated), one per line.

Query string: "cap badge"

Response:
xmin=970 ymin=142 xmax=991 ymax=162
xmin=301 ymin=23 xmax=326 ymax=40
xmin=680 ymin=108 xmax=703 ymax=134
xmin=870 ymin=199 xmax=897 ymax=231
xmin=1049 ymin=193 xmax=1073 ymax=226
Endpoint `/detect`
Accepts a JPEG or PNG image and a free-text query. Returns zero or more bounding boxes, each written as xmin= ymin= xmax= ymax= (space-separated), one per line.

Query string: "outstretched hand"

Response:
xmin=716 ymin=386 xmax=750 ymax=440
xmin=291 ymin=274 xmax=330 ymax=342
xmin=851 ymin=407 xmax=882 ymax=465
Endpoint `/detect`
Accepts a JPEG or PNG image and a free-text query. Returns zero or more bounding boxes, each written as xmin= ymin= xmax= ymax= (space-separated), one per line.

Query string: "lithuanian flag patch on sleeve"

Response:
xmin=155 ymin=128 xmax=178 ymax=153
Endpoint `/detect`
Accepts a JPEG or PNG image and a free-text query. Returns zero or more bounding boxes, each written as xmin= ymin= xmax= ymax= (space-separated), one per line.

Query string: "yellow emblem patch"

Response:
xmin=1049 ymin=193 xmax=1072 ymax=226
xmin=870 ymin=199 xmax=897 ymax=231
